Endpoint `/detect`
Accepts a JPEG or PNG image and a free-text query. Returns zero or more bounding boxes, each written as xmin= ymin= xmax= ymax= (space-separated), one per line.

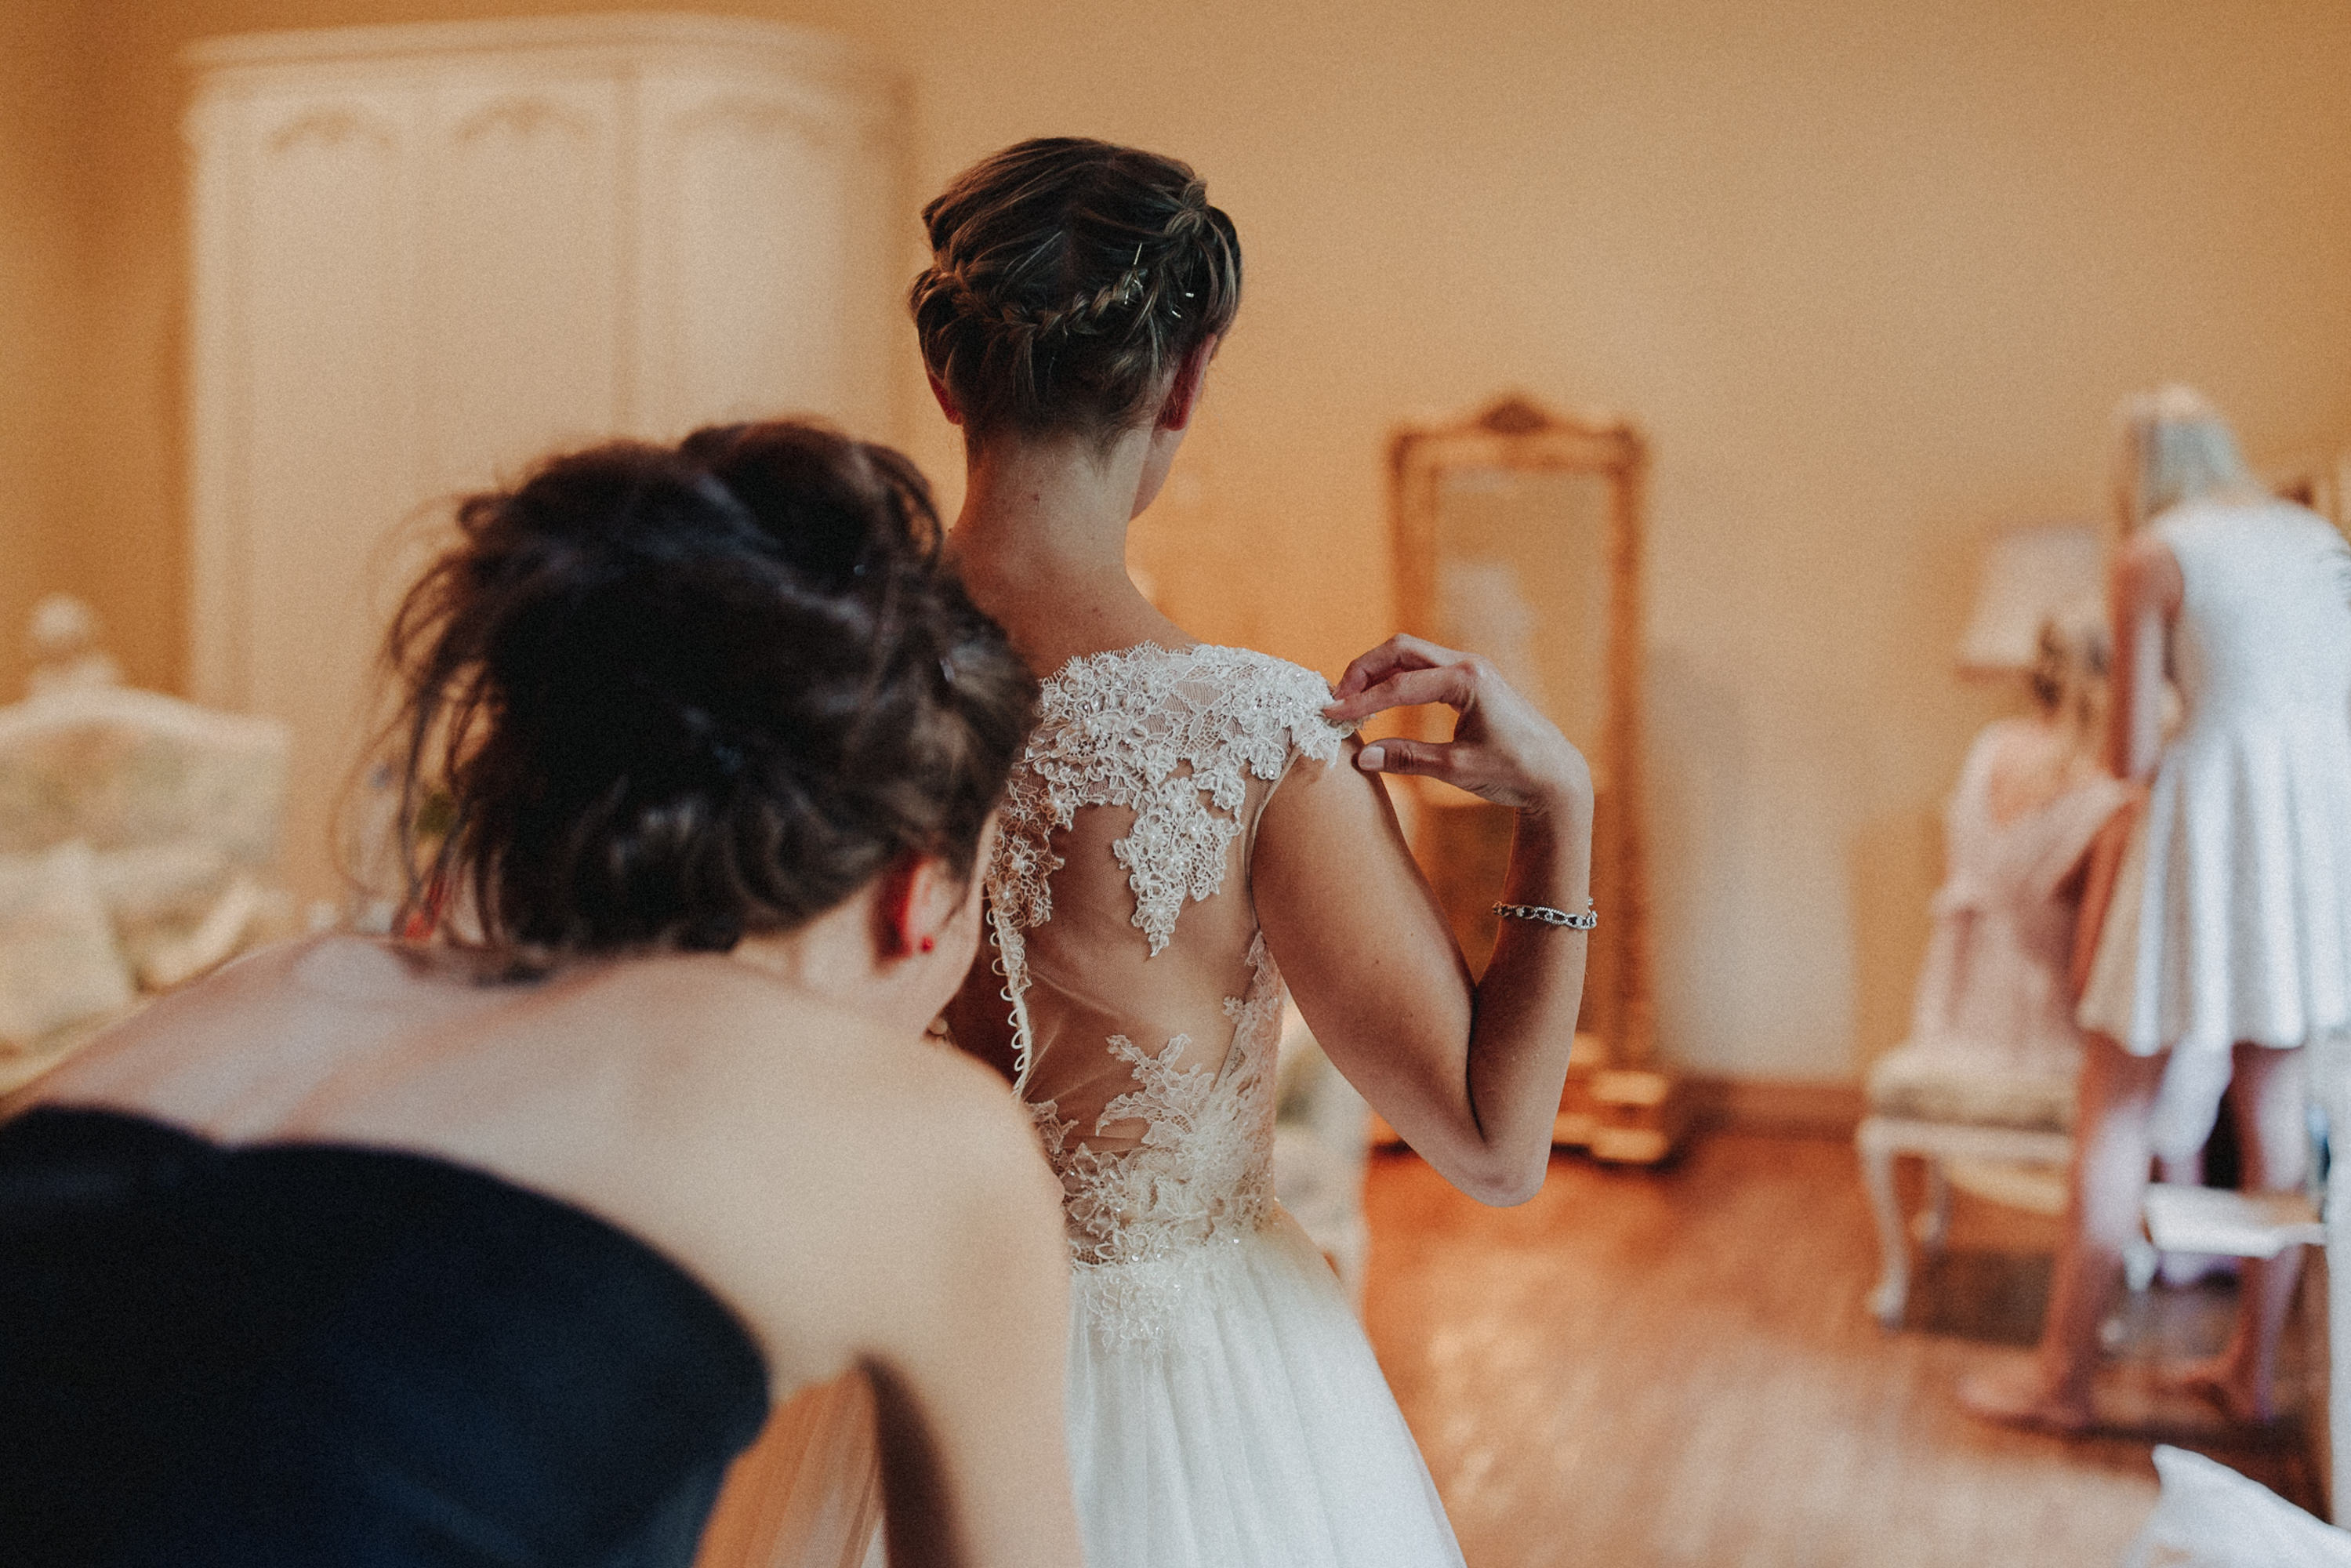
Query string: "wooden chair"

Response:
xmin=1856 ymin=1047 xmax=2077 ymax=1326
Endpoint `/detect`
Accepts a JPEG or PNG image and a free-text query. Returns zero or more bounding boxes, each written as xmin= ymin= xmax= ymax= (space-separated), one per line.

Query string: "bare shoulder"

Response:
xmin=497 ymin=957 xmax=1058 ymax=1360
xmin=1220 ymin=648 xmax=1359 ymax=817
xmin=840 ymin=1036 xmax=1059 ymax=1249
xmin=107 ymin=932 xmax=337 ymax=1028
xmin=787 ymin=1003 xmax=1045 ymax=1193
xmin=578 ymin=957 xmax=1052 ymax=1213
xmin=2116 ymin=530 xmax=2173 ymax=570
xmin=22 ymin=935 xmax=383 ymax=1108
xmin=1252 ymin=719 xmax=1457 ymax=1013
xmin=1257 ymin=704 xmax=1378 ymax=837
xmin=2113 ymin=532 xmax=2185 ymax=614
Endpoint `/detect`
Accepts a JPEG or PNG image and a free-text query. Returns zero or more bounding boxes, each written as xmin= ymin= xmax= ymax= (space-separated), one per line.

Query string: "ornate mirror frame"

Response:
xmin=1388 ymin=394 xmax=1653 ymax=1071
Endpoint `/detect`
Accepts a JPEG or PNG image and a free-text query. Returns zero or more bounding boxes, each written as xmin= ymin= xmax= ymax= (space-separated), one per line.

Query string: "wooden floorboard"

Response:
xmin=1360 ymin=1129 xmax=2320 ymax=1568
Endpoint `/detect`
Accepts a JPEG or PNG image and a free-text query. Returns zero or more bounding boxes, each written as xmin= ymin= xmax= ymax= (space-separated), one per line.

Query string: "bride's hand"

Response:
xmin=1322 ymin=633 xmax=1592 ymax=815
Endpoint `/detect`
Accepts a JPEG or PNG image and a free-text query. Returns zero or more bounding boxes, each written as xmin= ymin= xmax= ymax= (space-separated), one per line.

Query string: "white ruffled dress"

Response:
xmin=2077 ymin=500 xmax=2351 ymax=1152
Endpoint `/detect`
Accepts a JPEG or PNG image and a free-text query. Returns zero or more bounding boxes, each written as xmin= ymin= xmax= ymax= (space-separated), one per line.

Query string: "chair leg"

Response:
xmin=2122 ymin=1234 xmax=2160 ymax=1293
xmin=1916 ymin=1159 xmax=1952 ymax=1254
xmin=2309 ymin=1031 xmax=2351 ymax=1523
xmin=1858 ymin=1122 xmax=1911 ymax=1327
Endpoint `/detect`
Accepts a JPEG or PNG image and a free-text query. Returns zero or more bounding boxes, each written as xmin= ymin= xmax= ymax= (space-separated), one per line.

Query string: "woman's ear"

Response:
xmin=927 ymin=372 xmax=965 ymax=428
xmin=873 ymin=851 xmax=965 ymax=959
xmin=1157 ymin=335 xmax=1221 ymax=434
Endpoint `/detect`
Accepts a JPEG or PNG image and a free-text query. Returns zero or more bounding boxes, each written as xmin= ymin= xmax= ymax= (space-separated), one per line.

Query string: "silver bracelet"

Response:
xmin=1492 ymin=899 xmax=1597 ymax=931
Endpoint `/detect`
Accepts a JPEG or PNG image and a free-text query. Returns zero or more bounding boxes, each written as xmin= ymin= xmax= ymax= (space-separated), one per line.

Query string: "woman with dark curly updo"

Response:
xmin=920 ymin=140 xmax=1594 ymax=1566
xmin=0 ymin=422 xmax=1083 ymax=1568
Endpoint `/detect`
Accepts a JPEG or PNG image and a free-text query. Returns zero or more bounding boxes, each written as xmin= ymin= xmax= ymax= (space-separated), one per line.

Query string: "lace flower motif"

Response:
xmin=1032 ymin=938 xmax=1288 ymax=1348
xmin=990 ymin=644 xmax=1352 ymax=954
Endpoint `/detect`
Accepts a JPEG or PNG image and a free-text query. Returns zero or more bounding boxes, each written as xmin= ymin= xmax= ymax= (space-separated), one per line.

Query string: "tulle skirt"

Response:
xmin=1065 ymin=1206 xmax=1465 ymax=1568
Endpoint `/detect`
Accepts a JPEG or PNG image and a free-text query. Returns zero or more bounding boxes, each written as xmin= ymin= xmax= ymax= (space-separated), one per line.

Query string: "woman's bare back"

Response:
xmin=27 ymin=935 xmax=1056 ymax=1400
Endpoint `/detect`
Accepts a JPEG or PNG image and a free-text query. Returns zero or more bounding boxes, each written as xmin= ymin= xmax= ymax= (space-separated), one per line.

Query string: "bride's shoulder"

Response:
xmin=1197 ymin=646 xmax=1356 ymax=757
xmin=1163 ymin=644 xmax=1350 ymax=732
xmin=1030 ymin=643 xmax=1354 ymax=780
xmin=1044 ymin=640 xmax=1316 ymax=693
xmin=1192 ymin=643 xmax=1329 ymax=688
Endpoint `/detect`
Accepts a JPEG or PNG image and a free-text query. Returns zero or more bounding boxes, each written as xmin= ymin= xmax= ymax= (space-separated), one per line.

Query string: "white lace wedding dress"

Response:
xmin=976 ymin=641 xmax=1466 ymax=1568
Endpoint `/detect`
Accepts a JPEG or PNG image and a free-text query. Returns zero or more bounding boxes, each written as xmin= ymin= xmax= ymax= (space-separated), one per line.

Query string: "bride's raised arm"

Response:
xmin=1254 ymin=633 xmax=1595 ymax=1206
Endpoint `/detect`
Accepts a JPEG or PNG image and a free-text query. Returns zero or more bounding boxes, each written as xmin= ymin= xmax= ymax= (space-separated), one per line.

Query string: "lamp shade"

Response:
xmin=1955 ymin=522 xmax=2102 ymax=673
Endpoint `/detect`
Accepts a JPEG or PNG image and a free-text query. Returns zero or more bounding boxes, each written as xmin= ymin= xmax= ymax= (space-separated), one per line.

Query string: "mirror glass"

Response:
xmin=1429 ymin=466 xmax=1615 ymax=790
xmin=1391 ymin=397 xmax=1653 ymax=1075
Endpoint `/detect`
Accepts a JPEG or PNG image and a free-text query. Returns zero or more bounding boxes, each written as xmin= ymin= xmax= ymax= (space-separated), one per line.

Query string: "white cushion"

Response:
xmin=2121 ymin=1445 xmax=2351 ymax=1566
xmin=1865 ymin=1040 xmax=2076 ymax=1133
xmin=0 ymin=841 xmax=136 ymax=1051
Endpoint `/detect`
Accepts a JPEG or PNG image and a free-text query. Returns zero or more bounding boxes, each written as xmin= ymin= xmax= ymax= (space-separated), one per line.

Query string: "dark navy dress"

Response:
xmin=0 ymin=1105 xmax=769 ymax=1566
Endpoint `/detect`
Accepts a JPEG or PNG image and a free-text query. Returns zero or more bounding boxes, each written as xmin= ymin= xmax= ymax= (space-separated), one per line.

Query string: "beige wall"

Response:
xmin=0 ymin=2 xmax=96 ymax=698
xmin=56 ymin=0 xmax=2351 ymax=1080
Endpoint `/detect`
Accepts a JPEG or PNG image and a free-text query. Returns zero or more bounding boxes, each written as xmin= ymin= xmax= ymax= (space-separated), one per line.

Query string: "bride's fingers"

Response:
xmin=1359 ymin=739 xmax=1558 ymax=810
xmin=1354 ymin=736 xmax=1467 ymax=784
xmin=1323 ymin=662 xmax=1475 ymax=724
xmin=1330 ymin=644 xmax=1420 ymax=702
xmin=1329 ymin=633 xmax=1459 ymax=702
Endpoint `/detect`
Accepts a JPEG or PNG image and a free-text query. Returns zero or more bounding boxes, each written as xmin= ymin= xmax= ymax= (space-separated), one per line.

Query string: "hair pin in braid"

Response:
xmin=911 ymin=136 xmax=1243 ymax=444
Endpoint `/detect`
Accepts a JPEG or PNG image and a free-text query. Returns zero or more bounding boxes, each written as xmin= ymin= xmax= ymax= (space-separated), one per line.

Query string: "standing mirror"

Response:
xmin=1390 ymin=395 xmax=1671 ymax=1155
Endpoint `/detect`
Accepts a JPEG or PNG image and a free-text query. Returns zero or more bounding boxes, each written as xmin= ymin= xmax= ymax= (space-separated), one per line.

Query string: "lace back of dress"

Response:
xmin=981 ymin=645 xmax=1351 ymax=1339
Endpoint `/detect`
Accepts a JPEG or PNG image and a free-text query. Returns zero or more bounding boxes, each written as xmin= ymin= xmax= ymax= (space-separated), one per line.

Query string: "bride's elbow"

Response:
xmin=1401 ymin=1108 xmax=1554 ymax=1205
xmin=1451 ymin=1145 xmax=1551 ymax=1207
xmin=1471 ymin=1167 xmax=1548 ymax=1208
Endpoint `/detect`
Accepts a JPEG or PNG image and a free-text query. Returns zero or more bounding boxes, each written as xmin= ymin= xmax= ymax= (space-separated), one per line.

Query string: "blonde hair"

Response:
xmin=2031 ymin=592 xmax=2110 ymax=741
xmin=2110 ymin=385 xmax=2258 ymax=535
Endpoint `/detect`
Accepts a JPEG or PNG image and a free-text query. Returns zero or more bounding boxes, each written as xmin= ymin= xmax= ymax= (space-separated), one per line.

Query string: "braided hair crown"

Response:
xmin=910 ymin=137 xmax=1242 ymax=445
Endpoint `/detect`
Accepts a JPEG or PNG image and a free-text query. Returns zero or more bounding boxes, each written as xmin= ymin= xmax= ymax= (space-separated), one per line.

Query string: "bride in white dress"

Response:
xmin=920 ymin=139 xmax=1596 ymax=1566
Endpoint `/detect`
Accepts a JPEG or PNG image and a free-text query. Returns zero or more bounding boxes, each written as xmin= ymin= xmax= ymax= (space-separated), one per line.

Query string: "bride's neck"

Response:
xmin=952 ymin=431 xmax=1143 ymax=588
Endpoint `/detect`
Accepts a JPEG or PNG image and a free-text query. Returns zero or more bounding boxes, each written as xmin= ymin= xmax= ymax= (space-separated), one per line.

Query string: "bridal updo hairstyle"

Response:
xmin=911 ymin=136 xmax=1243 ymax=446
xmin=385 ymin=419 xmax=1036 ymax=957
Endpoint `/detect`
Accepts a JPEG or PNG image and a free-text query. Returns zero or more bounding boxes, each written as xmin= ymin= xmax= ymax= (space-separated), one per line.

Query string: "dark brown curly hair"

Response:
xmin=383 ymin=420 xmax=1036 ymax=958
xmin=910 ymin=137 xmax=1242 ymax=447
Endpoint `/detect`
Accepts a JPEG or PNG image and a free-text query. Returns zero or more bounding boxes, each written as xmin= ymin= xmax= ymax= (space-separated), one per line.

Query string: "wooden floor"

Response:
xmin=1360 ymin=1130 xmax=2320 ymax=1568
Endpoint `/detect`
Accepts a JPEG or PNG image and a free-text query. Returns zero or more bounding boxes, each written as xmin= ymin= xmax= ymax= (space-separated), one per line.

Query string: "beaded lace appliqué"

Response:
xmin=1026 ymin=939 xmax=1286 ymax=1345
xmin=985 ymin=644 xmax=1353 ymax=1348
xmin=991 ymin=644 xmax=1349 ymax=959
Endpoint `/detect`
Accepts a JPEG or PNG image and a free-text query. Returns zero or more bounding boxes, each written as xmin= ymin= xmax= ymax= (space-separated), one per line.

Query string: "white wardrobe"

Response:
xmin=185 ymin=14 xmax=907 ymax=906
